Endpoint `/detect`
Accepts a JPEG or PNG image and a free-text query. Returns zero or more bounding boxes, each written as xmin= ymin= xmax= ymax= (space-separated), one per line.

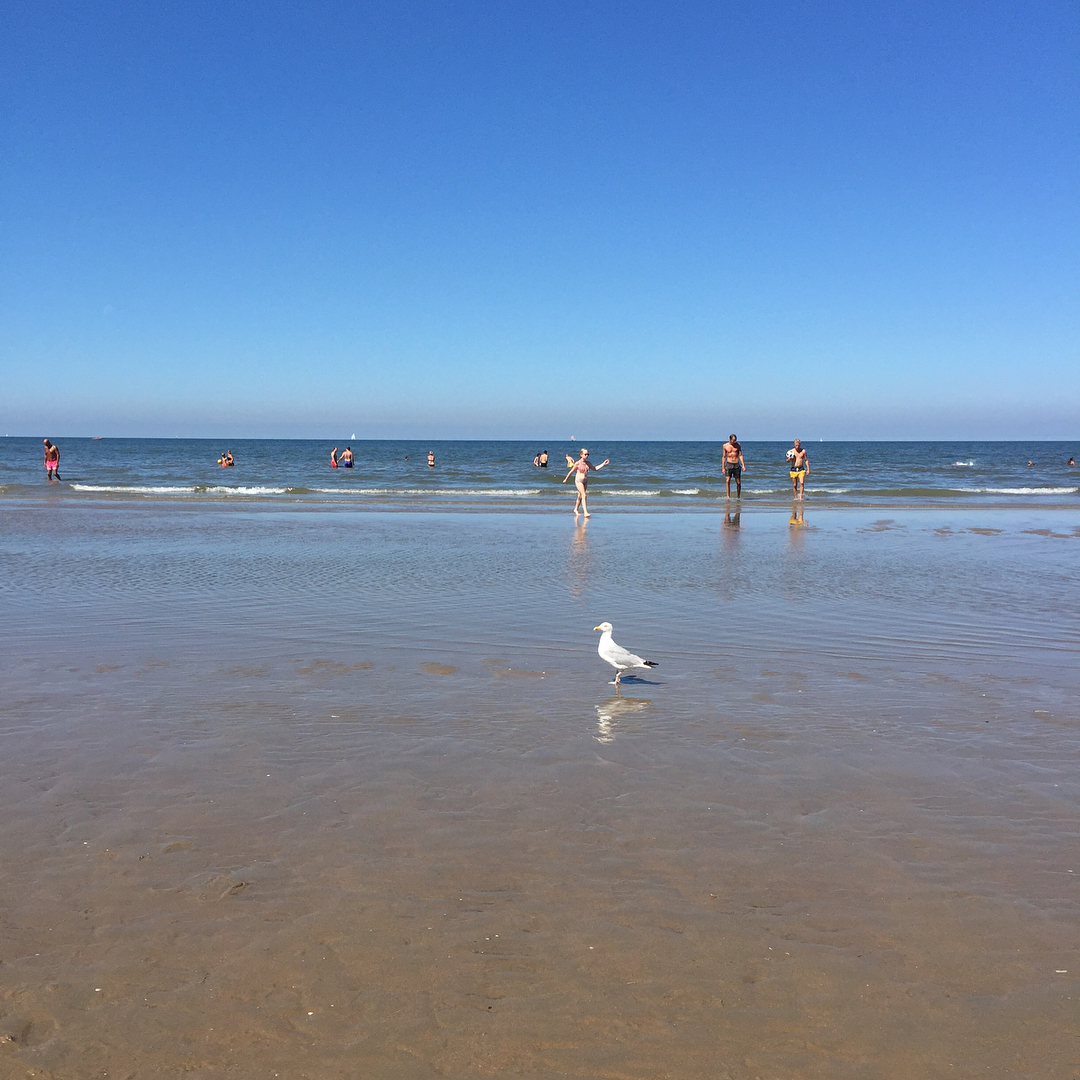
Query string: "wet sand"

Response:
xmin=1 ymin=505 xmax=1077 ymax=1078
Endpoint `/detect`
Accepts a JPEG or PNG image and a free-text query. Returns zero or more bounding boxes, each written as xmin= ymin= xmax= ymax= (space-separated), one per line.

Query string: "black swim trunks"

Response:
xmin=724 ymin=463 xmax=742 ymax=478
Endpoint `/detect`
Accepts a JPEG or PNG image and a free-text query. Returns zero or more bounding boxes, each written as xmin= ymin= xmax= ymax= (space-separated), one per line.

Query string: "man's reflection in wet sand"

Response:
xmin=595 ymin=696 xmax=651 ymax=743
xmin=788 ymin=504 xmax=808 ymax=548
xmin=721 ymin=508 xmax=741 ymax=550
xmin=566 ymin=517 xmax=591 ymax=599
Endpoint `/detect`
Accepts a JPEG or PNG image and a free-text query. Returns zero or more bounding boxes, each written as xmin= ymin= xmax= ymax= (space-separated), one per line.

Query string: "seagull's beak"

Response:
xmin=593 ymin=625 xmax=602 ymax=631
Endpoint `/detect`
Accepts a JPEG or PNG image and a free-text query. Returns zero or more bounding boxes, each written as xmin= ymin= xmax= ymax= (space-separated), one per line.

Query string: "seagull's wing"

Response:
xmin=600 ymin=637 xmax=648 ymax=670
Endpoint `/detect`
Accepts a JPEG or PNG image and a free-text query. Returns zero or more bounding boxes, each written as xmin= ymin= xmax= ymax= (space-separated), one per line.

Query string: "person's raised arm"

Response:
xmin=594 ymin=459 xmax=610 ymax=470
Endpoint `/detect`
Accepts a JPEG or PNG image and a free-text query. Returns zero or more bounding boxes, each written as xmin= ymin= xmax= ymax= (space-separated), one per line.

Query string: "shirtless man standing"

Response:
xmin=721 ymin=434 xmax=745 ymax=498
xmin=788 ymin=438 xmax=809 ymax=499
xmin=43 ymin=439 xmax=61 ymax=481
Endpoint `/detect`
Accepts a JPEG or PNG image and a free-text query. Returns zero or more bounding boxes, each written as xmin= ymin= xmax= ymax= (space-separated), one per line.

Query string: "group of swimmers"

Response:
xmin=39 ymin=440 xmax=1080 ymax=500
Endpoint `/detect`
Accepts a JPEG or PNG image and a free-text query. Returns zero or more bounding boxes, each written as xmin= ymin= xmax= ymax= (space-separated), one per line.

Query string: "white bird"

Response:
xmin=593 ymin=622 xmax=658 ymax=685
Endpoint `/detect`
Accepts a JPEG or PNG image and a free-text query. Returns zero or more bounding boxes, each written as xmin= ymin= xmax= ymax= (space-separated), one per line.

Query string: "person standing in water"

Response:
xmin=788 ymin=439 xmax=809 ymax=499
xmin=340 ymin=447 xmax=354 ymax=468
xmin=43 ymin=439 xmax=61 ymax=481
xmin=563 ymin=447 xmax=609 ymax=517
xmin=539 ymin=450 xmax=548 ymax=467
xmin=721 ymin=434 xmax=745 ymax=498
xmin=427 ymin=451 xmax=435 ymax=468
xmin=330 ymin=446 xmax=339 ymax=468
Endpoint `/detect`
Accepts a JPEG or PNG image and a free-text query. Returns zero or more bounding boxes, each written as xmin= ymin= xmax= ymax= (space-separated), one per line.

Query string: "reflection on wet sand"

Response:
xmin=594 ymin=695 xmax=651 ymax=743
xmin=566 ymin=517 xmax=590 ymax=598
xmin=788 ymin=503 xmax=808 ymax=551
xmin=1 ymin=504 xmax=1078 ymax=1077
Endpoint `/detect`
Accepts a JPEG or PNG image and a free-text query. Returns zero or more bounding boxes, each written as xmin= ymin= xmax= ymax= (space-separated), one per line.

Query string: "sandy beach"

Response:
xmin=1 ymin=503 xmax=1077 ymax=1077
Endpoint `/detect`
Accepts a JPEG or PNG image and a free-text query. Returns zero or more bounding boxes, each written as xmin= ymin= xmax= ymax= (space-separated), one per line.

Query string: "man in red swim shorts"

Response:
xmin=43 ymin=439 xmax=61 ymax=481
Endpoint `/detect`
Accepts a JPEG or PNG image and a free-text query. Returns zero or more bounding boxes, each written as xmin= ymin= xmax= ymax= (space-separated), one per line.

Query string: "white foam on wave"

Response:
xmin=71 ymin=484 xmax=290 ymax=495
xmin=314 ymin=487 xmax=542 ymax=497
xmin=203 ymin=485 xmax=289 ymax=495
xmin=672 ymin=488 xmax=701 ymax=495
xmin=72 ymin=484 xmax=197 ymax=494
xmin=951 ymin=461 xmax=976 ymax=467
xmin=957 ymin=486 xmax=1079 ymax=495
xmin=607 ymin=489 xmax=661 ymax=496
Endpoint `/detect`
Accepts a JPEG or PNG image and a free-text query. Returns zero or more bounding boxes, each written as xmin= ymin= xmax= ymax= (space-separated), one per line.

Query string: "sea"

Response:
xmin=1 ymin=437 xmax=1077 ymax=1077
xmin=2 ymin=437 xmax=1078 ymax=507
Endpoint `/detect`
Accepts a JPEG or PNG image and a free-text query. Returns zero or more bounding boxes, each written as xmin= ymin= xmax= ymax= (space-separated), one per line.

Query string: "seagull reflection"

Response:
xmin=594 ymin=695 xmax=651 ymax=743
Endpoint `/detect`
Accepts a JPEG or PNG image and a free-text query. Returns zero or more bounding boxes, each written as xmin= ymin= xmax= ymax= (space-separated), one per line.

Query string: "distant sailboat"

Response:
xmin=351 ymin=433 xmax=356 ymax=439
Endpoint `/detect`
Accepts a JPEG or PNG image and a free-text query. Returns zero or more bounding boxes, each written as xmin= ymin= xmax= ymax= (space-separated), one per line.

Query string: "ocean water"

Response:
xmin=2 ymin=437 xmax=1078 ymax=507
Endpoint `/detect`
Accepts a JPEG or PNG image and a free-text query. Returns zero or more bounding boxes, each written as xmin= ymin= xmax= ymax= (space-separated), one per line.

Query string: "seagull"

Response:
xmin=594 ymin=622 xmax=658 ymax=685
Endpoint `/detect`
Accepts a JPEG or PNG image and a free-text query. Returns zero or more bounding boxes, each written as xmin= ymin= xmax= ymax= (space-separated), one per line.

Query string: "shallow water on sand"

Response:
xmin=1 ymin=504 xmax=1078 ymax=1078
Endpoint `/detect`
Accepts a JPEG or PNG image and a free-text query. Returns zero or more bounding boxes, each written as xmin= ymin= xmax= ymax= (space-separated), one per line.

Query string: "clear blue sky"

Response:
xmin=2 ymin=0 xmax=1077 ymax=439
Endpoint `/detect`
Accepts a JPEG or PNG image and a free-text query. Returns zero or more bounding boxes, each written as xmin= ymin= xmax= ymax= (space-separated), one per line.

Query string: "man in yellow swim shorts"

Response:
xmin=788 ymin=438 xmax=809 ymax=499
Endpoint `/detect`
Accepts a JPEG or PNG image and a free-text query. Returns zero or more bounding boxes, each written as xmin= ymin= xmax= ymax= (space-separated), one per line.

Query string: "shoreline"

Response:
xmin=3 ymin=490 xmax=1080 ymax=513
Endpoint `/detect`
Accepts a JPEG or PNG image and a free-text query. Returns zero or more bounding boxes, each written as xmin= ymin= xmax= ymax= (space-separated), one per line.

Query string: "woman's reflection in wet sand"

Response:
xmin=595 ymin=695 xmax=651 ymax=742
xmin=566 ymin=517 xmax=591 ymax=599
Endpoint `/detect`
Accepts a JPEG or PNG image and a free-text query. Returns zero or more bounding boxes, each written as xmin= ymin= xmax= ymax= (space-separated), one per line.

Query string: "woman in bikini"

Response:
xmin=562 ymin=448 xmax=609 ymax=516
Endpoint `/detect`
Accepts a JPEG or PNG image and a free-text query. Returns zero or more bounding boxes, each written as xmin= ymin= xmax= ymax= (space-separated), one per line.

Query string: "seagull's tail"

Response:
xmin=643 ymin=660 xmax=658 ymax=667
